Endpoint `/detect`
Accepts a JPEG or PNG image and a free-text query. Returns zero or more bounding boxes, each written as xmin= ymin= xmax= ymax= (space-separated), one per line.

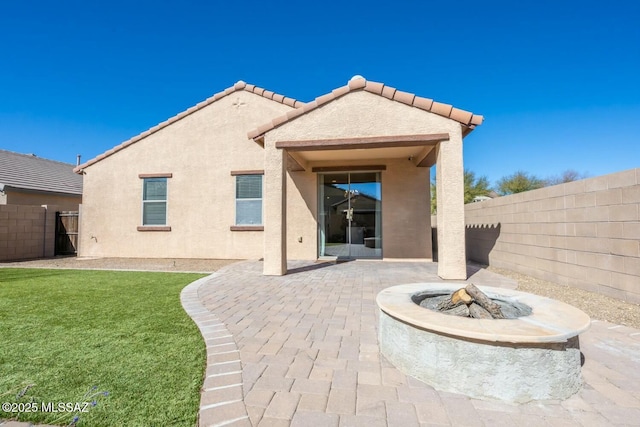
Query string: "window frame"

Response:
xmin=231 ymin=170 xmax=264 ymax=231
xmin=137 ymin=173 xmax=172 ymax=232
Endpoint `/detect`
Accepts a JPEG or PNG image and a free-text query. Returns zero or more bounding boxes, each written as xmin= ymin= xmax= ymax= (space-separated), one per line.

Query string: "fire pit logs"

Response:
xmin=427 ymin=284 xmax=505 ymax=319
xmin=415 ymin=283 xmax=533 ymax=319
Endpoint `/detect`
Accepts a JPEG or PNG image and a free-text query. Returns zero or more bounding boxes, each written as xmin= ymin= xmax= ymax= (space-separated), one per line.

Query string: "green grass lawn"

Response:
xmin=0 ymin=268 xmax=206 ymax=427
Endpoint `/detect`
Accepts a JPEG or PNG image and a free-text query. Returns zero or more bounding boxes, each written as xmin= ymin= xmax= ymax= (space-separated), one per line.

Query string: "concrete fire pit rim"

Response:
xmin=376 ymin=283 xmax=591 ymax=344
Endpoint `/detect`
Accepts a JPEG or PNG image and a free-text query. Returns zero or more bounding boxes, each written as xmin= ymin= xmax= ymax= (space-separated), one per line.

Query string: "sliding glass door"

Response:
xmin=318 ymin=172 xmax=381 ymax=259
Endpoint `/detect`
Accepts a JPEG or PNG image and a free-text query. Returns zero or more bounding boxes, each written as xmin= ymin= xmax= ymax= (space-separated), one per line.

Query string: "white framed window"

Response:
xmin=142 ymin=177 xmax=168 ymax=226
xmin=235 ymin=174 xmax=263 ymax=225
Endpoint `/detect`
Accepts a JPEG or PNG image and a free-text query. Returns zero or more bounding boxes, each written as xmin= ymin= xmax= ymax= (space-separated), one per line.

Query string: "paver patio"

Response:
xmin=181 ymin=260 xmax=640 ymax=427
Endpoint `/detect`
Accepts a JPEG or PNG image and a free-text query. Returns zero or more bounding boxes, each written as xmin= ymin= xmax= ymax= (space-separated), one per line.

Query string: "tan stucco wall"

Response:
xmin=435 ymin=132 xmax=466 ymax=279
xmin=383 ymin=160 xmax=432 ymax=259
xmin=263 ymin=147 xmax=287 ymax=274
xmin=286 ymin=170 xmax=318 ymax=259
xmin=4 ymin=190 xmax=81 ymax=211
xmin=464 ymin=168 xmax=640 ymax=303
xmin=287 ymin=159 xmax=432 ymax=259
xmin=78 ymin=91 xmax=293 ymax=259
xmin=283 ymin=159 xmax=432 ymax=260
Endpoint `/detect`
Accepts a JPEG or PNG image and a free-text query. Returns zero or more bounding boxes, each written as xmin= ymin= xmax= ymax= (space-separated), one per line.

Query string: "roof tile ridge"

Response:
xmin=247 ymin=80 xmax=359 ymax=140
xmin=254 ymin=77 xmax=485 ymax=142
xmin=240 ymin=81 xmax=304 ymax=108
xmin=38 ymin=157 xmax=77 ymax=167
xmin=381 ymin=80 xmax=484 ymax=128
xmin=75 ymin=80 xmax=301 ymax=173
xmin=0 ymin=149 xmax=76 ymax=167
xmin=363 ymin=80 xmax=384 ymax=95
xmin=331 ymin=85 xmax=350 ymax=98
xmin=362 ymin=79 xmax=483 ymax=127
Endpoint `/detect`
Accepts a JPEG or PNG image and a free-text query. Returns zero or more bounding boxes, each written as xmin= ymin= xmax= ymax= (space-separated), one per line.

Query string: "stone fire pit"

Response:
xmin=376 ymin=283 xmax=591 ymax=403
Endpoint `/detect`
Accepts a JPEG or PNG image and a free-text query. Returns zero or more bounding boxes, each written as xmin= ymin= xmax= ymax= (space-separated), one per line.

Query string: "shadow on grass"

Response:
xmin=0 ymin=268 xmax=68 ymax=282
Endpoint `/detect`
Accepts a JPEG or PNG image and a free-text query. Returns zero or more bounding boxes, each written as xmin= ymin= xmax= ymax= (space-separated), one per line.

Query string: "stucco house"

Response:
xmin=75 ymin=77 xmax=482 ymax=279
xmin=0 ymin=149 xmax=82 ymax=210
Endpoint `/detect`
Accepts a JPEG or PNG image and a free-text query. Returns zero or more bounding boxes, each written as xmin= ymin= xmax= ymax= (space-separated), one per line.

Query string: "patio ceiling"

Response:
xmin=277 ymin=133 xmax=447 ymax=171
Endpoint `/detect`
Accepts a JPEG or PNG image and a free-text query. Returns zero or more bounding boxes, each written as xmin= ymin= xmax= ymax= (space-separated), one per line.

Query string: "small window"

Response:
xmin=142 ymin=178 xmax=168 ymax=225
xmin=236 ymin=175 xmax=262 ymax=225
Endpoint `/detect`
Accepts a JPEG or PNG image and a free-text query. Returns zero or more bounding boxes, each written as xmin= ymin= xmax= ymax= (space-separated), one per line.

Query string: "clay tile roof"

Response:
xmin=75 ymin=81 xmax=303 ymax=173
xmin=363 ymin=81 xmax=384 ymax=95
xmin=348 ymin=78 xmax=366 ymax=90
xmin=0 ymin=149 xmax=83 ymax=195
xmin=248 ymin=77 xmax=484 ymax=141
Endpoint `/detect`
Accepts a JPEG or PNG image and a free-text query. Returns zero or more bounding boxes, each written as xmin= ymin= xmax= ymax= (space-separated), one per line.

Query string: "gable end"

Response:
xmin=75 ymin=81 xmax=303 ymax=173
xmin=248 ymin=78 xmax=483 ymax=142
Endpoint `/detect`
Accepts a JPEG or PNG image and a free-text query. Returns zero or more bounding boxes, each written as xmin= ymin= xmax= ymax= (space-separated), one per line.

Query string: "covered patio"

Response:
xmin=248 ymin=77 xmax=483 ymax=279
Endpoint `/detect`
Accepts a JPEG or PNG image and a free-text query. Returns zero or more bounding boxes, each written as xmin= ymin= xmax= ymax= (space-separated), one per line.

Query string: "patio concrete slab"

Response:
xmin=182 ymin=260 xmax=640 ymax=426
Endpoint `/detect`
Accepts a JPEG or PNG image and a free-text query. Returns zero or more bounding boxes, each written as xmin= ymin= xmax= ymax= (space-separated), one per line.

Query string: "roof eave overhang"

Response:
xmin=273 ymin=133 xmax=449 ymax=170
xmin=0 ymin=184 xmax=82 ymax=197
xmin=274 ymin=133 xmax=449 ymax=152
xmin=462 ymin=124 xmax=477 ymax=138
xmin=253 ymin=135 xmax=266 ymax=147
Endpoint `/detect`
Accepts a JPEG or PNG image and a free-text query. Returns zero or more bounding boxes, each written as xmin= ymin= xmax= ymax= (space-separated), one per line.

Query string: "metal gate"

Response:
xmin=55 ymin=211 xmax=79 ymax=255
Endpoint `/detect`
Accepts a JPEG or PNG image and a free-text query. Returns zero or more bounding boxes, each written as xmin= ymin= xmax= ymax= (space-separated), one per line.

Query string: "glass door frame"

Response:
xmin=317 ymin=171 xmax=382 ymax=259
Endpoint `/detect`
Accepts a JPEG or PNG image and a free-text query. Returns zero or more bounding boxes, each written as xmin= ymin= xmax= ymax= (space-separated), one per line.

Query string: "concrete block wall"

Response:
xmin=464 ymin=168 xmax=640 ymax=303
xmin=0 ymin=205 xmax=58 ymax=261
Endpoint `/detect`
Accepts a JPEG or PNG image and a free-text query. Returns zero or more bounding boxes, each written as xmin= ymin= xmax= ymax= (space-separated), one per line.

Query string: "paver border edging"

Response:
xmin=181 ymin=274 xmax=250 ymax=427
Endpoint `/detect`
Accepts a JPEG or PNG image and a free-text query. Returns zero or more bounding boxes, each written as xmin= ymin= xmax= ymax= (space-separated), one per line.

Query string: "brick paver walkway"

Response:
xmin=181 ymin=260 xmax=640 ymax=427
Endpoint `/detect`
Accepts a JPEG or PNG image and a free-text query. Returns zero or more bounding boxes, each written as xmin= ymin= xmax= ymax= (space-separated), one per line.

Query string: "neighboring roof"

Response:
xmin=248 ymin=77 xmax=484 ymax=141
xmin=0 ymin=150 xmax=83 ymax=195
xmin=74 ymin=81 xmax=304 ymax=173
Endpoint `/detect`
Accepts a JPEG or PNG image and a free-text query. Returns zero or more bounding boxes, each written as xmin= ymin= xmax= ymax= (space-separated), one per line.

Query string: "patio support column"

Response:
xmin=263 ymin=144 xmax=287 ymax=275
xmin=435 ymin=130 xmax=467 ymax=279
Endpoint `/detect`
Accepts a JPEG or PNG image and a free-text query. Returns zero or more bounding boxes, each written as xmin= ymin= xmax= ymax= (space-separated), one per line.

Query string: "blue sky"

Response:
xmin=1 ymin=0 xmax=638 ymax=186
